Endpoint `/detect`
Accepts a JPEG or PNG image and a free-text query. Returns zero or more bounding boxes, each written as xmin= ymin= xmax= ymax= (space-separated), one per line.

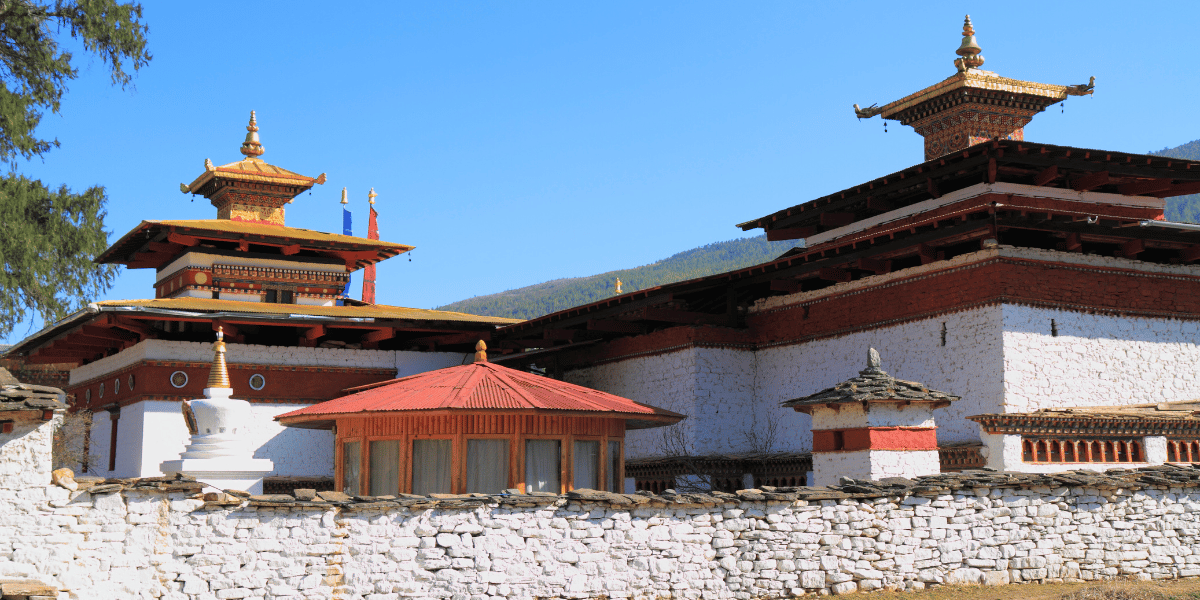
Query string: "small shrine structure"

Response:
xmin=160 ymin=328 xmax=273 ymax=493
xmin=276 ymin=342 xmax=684 ymax=495
xmin=783 ymin=349 xmax=958 ymax=486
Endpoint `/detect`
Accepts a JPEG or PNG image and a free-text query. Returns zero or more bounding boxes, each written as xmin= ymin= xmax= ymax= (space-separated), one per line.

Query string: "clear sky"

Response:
xmin=6 ymin=1 xmax=1199 ymax=343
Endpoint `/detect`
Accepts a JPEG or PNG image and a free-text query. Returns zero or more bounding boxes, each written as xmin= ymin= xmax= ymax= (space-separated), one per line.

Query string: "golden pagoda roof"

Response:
xmin=180 ymin=111 xmax=326 ymax=195
xmin=89 ymin=297 xmax=521 ymax=324
xmin=874 ymin=69 xmax=1092 ymax=121
xmin=96 ymin=219 xmax=414 ymax=270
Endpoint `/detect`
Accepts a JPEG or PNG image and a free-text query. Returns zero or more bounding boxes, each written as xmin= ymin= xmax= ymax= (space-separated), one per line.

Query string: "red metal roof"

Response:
xmin=276 ymin=361 xmax=684 ymax=429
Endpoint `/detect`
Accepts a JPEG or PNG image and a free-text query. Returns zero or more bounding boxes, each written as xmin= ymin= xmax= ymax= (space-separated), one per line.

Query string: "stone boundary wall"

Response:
xmin=10 ymin=465 xmax=1200 ymax=599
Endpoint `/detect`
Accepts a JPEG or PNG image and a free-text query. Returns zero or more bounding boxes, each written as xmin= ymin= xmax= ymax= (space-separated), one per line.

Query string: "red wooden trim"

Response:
xmin=812 ymin=427 xmax=937 ymax=452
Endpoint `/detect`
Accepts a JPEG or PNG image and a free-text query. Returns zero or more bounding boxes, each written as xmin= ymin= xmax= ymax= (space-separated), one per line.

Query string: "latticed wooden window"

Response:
xmin=1022 ymin=437 xmax=1143 ymax=463
xmin=1167 ymin=439 xmax=1200 ymax=462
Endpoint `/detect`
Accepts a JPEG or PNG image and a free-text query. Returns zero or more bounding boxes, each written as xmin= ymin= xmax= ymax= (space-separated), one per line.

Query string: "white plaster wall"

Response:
xmin=756 ymin=305 xmax=1006 ymax=447
xmin=85 ymin=409 xmax=110 ymax=477
xmin=111 ymin=402 xmax=146 ymax=478
xmin=0 ymin=416 xmax=56 ymax=491
xmin=812 ymin=449 xmax=940 ymax=486
xmin=70 ymin=340 xmax=466 ymax=385
xmin=565 ymin=348 xmax=782 ymax=459
xmin=808 ymin=403 xmax=937 ymax=430
xmin=248 ymin=403 xmax=333 ymax=477
xmin=156 ymin=251 xmax=346 ymax=284
xmin=1002 ymin=305 xmax=1200 ymax=412
xmin=982 ymin=432 xmax=1157 ymax=474
xmin=295 ymin=297 xmax=334 ymax=306
xmin=138 ymin=400 xmax=191 ymax=477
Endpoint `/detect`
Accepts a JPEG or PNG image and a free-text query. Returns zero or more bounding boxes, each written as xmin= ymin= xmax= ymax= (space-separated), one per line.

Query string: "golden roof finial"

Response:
xmin=240 ymin=110 xmax=265 ymax=159
xmin=340 ymin=187 xmax=348 ymax=205
xmin=954 ymin=15 xmax=985 ymax=71
xmin=368 ymin=187 xmax=377 ymax=205
xmin=474 ymin=340 xmax=488 ymax=363
xmin=615 ymin=278 xmax=623 ymax=294
xmin=207 ymin=326 xmax=232 ymax=389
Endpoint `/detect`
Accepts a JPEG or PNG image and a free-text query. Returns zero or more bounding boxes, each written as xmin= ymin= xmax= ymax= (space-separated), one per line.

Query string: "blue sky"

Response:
xmin=7 ymin=1 xmax=1199 ymax=342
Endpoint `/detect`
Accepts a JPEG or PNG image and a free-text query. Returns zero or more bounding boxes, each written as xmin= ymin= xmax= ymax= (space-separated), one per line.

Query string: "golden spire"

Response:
xmin=954 ymin=15 xmax=985 ymax=71
xmin=340 ymin=187 xmax=348 ymax=205
xmin=240 ymin=110 xmax=265 ymax=159
xmin=207 ymin=327 xmax=232 ymax=389
xmin=474 ymin=340 xmax=488 ymax=363
xmin=368 ymin=187 xmax=377 ymax=205
xmin=615 ymin=278 xmax=623 ymax=294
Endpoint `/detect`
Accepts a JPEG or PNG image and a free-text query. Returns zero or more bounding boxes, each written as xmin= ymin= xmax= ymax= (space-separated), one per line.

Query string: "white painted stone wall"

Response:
xmin=812 ymin=450 xmax=941 ymax=486
xmin=808 ymin=404 xmax=937 ymax=430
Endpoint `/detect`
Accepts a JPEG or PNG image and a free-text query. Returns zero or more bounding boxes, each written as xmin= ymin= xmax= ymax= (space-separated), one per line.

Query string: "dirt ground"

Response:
xmin=838 ymin=578 xmax=1200 ymax=600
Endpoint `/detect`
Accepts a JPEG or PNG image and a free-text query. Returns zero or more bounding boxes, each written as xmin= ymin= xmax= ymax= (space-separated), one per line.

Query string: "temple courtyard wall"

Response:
xmin=12 ymin=418 xmax=1200 ymax=599
xmin=565 ymin=247 xmax=1200 ymax=460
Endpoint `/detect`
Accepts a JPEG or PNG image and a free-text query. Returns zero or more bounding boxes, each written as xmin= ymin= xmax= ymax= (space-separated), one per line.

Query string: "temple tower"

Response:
xmin=853 ymin=16 xmax=1095 ymax=160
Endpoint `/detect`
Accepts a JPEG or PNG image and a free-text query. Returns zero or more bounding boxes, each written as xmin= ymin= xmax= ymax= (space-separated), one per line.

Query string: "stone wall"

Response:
xmin=13 ymin=412 xmax=1200 ymax=600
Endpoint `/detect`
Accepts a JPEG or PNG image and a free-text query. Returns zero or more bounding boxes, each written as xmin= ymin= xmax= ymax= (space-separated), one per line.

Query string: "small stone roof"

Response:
xmin=782 ymin=348 xmax=959 ymax=414
xmin=0 ymin=368 xmax=67 ymax=413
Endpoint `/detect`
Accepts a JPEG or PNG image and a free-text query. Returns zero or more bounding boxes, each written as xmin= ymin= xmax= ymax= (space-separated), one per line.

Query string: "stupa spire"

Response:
xmin=954 ymin=15 xmax=985 ymax=71
xmin=207 ymin=327 xmax=232 ymax=389
xmin=240 ymin=110 xmax=265 ymax=159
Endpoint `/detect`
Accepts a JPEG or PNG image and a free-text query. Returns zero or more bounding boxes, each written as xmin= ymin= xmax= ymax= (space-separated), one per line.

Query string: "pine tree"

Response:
xmin=0 ymin=0 xmax=150 ymax=336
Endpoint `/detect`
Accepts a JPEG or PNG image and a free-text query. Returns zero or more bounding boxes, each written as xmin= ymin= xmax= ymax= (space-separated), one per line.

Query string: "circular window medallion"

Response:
xmin=170 ymin=370 xmax=189 ymax=389
xmin=85 ymin=388 xmax=91 ymax=402
xmin=249 ymin=373 xmax=266 ymax=391
xmin=195 ymin=272 xmax=208 ymax=285
xmin=128 ymin=374 xmax=135 ymax=391
xmin=98 ymin=382 xmax=105 ymax=398
xmin=113 ymin=378 xmax=121 ymax=394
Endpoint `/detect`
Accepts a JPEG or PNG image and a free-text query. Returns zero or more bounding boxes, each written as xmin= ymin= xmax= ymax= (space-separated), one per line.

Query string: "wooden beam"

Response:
xmin=640 ymin=307 xmax=724 ymax=325
xmin=281 ymin=244 xmax=301 ymax=256
xmin=1119 ymin=238 xmax=1145 ymax=258
xmin=107 ymin=317 xmax=152 ymax=339
xmin=303 ymin=325 xmax=326 ymax=341
xmin=1117 ymin=180 xmax=1174 ymax=196
xmin=1063 ymin=232 xmax=1083 ymax=253
xmin=543 ymin=329 xmax=578 ymax=342
xmin=769 ymin=279 xmax=800 ymax=294
xmin=926 ymin=177 xmax=941 ymax=199
xmin=1072 ymin=170 xmax=1110 ymax=192
xmin=817 ymin=267 xmax=851 ymax=283
xmin=819 ymin=212 xmax=855 ymax=228
xmin=987 ymin=156 xmax=997 ymax=184
xmin=80 ymin=325 xmax=139 ymax=342
xmin=1180 ymin=245 xmax=1200 ymax=263
xmin=766 ymin=226 xmax=817 ymax=241
xmin=238 ymin=239 xmax=250 ymax=252
xmin=1154 ymin=181 xmax=1200 ymax=197
xmin=167 ymin=232 xmax=199 ymax=246
xmin=585 ymin=319 xmax=644 ymax=334
xmin=1032 ymin=165 xmax=1058 ymax=187
xmin=917 ymin=243 xmax=937 ymax=265
xmin=146 ymin=241 xmax=185 ymax=254
xmin=212 ymin=321 xmax=244 ymax=343
xmin=854 ymin=257 xmax=891 ymax=275
xmin=865 ymin=197 xmax=894 ymax=213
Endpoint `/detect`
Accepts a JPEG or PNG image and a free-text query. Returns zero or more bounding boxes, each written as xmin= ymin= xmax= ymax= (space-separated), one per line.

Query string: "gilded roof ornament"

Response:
xmin=207 ymin=327 xmax=232 ymax=389
xmin=368 ymin=187 xmax=377 ymax=205
xmin=204 ymin=158 xmax=215 ymax=172
xmin=474 ymin=340 xmax=488 ymax=363
xmin=954 ymin=15 xmax=985 ymax=71
xmin=340 ymin=187 xmax=348 ymax=205
xmin=239 ymin=110 xmax=265 ymax=159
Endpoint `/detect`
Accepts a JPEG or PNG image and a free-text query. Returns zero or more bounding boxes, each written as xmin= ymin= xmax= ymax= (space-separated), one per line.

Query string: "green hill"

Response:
xmin=1151 ymin=139 xmax=1200 ymax=222
xmin=437 ymin=235 xmax=797 ymax=320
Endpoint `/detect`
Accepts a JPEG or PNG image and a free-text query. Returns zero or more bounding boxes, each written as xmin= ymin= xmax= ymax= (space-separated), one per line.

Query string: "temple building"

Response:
xmin=484 ymin=16 xmax=1200 ymax=487
xmin=2 ymin=113 xmax=517 ymax=489
xmin=276 ymin=342 xmax=683 ymax=495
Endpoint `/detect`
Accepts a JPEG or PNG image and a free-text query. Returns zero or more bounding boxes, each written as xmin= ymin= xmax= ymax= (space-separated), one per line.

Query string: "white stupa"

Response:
xmin=160 ymin=327 xmax=273 ymax=494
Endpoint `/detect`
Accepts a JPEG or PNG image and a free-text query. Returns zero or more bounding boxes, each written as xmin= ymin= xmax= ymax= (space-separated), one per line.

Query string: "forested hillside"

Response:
xmin=1152 ymin=139 xmax=1200 ymax=222
xmin=437 ymin=235 xmax=796 ymax=320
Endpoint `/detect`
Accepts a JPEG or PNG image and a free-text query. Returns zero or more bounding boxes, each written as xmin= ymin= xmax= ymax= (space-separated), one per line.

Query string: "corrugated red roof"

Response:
xmin=276 ymin=361 xmax=683 ymax=428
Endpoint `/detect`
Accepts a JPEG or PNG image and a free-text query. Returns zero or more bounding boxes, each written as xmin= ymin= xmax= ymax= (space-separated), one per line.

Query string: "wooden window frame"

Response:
xmin=463 ymin=435 xmax=516 ymax=494
xmin=408 ymin=434 xmax=458 ymax=495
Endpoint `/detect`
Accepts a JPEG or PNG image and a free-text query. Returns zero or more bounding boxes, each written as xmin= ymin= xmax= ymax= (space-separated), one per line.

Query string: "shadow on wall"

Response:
xmin=255 ymin=428 xmax=334 ymax=477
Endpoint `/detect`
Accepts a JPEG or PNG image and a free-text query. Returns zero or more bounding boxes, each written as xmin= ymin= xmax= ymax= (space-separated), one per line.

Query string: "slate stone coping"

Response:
xmin=0 ymin=367 xmax=67 ymax=413
xmin=65 ymin=464 xmax=1200 ymax=510
xmin=782 ymin=349 xmax=959 ymax=411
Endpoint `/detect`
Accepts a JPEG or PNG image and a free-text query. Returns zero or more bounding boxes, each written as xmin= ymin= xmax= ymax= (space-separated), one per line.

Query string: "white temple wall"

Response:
xmin=1001 ymin=305 xmax=1200 ymax=413
xmin=811 ymin=449 xmax=941 ymax=486
xmin=807 ymin=403 xmax=937 ymax=430
xmin=247 ymin=403 xmax=333 ymax=477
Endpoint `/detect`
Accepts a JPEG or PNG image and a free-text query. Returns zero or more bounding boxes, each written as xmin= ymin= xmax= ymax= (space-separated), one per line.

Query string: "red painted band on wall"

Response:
xmin=812 ymin=427 xmax=938 ymax=452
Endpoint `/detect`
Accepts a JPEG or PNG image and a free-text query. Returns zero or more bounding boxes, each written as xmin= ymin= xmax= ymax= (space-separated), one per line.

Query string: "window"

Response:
xmin=412 ymin=439 xmax=452 ymax=495
xmin=607 ymin=441 xmax=621 ymax=492
xmin=342 ymin=441 xmax=361 ymax=495
xmin=369 ymin=440 xmax=399 ymax=496
xmin=1022 ymin=437 xmax=1143 ymax=463
xmin=212 ymin=290 xmax=220 ymax=299
xmin=573 ymin=440 xmax=599 ymax=490
xmin=264 ymin=289 xmax=277 ymax=303
xmin=264 ymin=289 xmax=295 ymax=304
xmin=525 ymin=439 xmax=561 ymax=493
xmin=466 ymin=439 xmax=509 ymax=494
